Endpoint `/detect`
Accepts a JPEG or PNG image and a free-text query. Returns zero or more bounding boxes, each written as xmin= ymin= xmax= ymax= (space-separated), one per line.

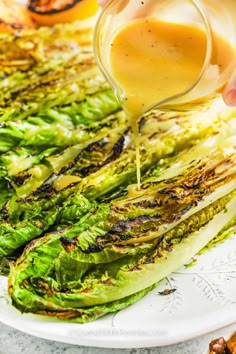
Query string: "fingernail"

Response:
xmin=225 ymin=89 xmax=236 ymax=107
xmin=98 ymin=0 xmax=107 ymax=5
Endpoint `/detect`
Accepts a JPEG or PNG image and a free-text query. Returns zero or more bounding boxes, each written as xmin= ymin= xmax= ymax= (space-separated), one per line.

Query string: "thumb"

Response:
xmin=222 ymin=68 xmax=236 ymax=107
xmin=98 ymin=0 xmax=109 ymax=6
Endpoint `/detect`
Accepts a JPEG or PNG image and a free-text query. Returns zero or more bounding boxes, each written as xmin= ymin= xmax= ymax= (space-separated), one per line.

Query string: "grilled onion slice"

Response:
xmin=27 ymin=0 xmax=99 ymax=25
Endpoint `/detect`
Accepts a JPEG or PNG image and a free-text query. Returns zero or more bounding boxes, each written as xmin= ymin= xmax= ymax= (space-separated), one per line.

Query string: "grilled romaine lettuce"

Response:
xmin=1 ymin=22 xmax=236 ymax=324
xmin=8 ymin=192 xmax=236 ymax=323
xmin=0 ymin=190 xmax=94 ymax=257
xmin=0 ymin=20 xmax=94 ymax=82
xmin=1 ymin=98 xmax=235 ymax=256
xmin=0 ymin=90 xmax=120 ymax=155
xmin=8 ymin=127 xmax=236 ymax=322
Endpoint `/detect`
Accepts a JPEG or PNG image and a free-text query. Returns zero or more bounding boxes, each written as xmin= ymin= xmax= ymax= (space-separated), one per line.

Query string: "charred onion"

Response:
xmin=27 ymin=0 xmax=99 ymax=25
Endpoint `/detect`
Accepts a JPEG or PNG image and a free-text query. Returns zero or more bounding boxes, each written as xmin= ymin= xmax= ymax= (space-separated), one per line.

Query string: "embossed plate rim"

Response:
xmin=0 ymin=235 xmax=235 ymax=348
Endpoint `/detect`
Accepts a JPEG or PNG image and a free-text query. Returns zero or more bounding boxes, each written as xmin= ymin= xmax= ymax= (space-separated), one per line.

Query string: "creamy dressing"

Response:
xmin=109 ymin=19 xmax=235 ymax=189
xmin=129 ymin=118 xmax=141 ymax=190
xmin=53 ymin=175 xmax=81 ymax=191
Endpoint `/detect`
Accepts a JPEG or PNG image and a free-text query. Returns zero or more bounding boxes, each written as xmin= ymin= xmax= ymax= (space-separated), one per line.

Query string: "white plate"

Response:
xmin=0 ymin=235 xmax=235 ymax=348
xmin=1 ymin=0 xmax=235 ymax=349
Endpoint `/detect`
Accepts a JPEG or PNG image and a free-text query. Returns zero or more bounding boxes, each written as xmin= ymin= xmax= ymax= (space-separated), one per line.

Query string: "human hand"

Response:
xmin=222 ymin=69 xmax=236 ymax=106
xmin=98 ymin=0 xmax=109 ymax=6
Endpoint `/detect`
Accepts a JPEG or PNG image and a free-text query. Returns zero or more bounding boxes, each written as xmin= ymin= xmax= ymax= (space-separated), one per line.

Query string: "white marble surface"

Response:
xmin=0 ymin=322 xmax=235 ymax=354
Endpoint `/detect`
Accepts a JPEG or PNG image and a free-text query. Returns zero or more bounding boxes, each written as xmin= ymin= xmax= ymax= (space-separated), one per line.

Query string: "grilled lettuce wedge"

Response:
xmin=8 ymin=126 xmax=236 ymax=322
xmin=1 ymin=22 xmax=236 ymax=323
xmin=1 ymin=97 xmax=236 ymax=256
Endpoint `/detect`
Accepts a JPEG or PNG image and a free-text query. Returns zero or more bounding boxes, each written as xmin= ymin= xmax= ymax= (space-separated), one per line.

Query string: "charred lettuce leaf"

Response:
xmin=0 ymin=90 xmax=121 ymax=154
xmin=1 ymin=22 xmax=236 ymax=323
xmin=1 ymin=98 xmax=235 ymax=256
xmin=8 ymin=128 xmax=236 ymax=322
